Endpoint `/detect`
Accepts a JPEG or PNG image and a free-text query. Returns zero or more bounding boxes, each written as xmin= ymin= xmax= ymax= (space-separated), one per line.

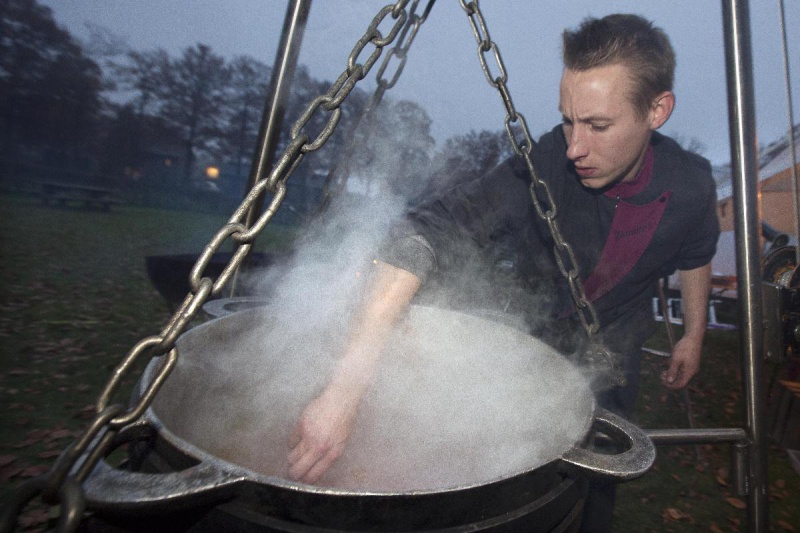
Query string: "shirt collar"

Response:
xmin=603 ymin=145 xmax=654 ymax=199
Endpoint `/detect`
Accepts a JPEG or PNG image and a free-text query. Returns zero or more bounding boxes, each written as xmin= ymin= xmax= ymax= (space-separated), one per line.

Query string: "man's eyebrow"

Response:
xmin=561 ymin=114 xmax=612 ymax=124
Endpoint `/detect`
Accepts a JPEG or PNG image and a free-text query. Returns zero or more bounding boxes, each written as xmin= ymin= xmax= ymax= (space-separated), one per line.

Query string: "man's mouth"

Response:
xmin=575 ymin=166 xmax=595 ymax=178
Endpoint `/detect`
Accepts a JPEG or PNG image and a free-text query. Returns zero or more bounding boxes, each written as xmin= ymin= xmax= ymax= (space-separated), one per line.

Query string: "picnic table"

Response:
xmin=40 ymin=182 xmax=121 ymax=211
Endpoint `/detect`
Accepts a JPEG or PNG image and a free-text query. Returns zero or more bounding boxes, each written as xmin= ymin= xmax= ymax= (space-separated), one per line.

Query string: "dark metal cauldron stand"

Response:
xmin=0 ymin=1 xmax=773 ymax=532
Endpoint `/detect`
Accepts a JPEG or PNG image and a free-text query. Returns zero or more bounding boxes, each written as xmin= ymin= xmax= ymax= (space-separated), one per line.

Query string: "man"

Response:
xmin=287 ymin=13 xmax=719 ymax=531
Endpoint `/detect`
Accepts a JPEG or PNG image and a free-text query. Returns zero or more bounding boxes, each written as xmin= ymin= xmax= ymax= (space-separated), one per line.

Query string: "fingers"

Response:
xmin=299 ymin=445 xmax=342 ymax=483
xmin=661 ymin=368 xmax=685 ymax=389
xmin=288 ymin=426 xmax=301 ymax=449
xmin=285 ymin=388 xmax=359 ymax=484
xmin=660 ymin=357 xmax=698 ymax=390
xmin=287 ymin=428 xmax=342 ymax=483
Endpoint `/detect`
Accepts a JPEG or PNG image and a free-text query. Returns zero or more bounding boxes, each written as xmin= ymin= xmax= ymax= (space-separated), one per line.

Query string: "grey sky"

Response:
xmin=41 ymin=1 xmax=799 ymax=166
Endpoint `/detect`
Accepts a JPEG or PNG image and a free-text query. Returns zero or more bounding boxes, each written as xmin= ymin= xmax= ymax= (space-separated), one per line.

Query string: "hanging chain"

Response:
xmin=459 ymin=0 xmax=600 ymax=338
xmin=459 ymin=2 xmax=624 ymax=391
xmin=319 ymin=0 xmax=436 ymax=209
xmin=1 ymin=3 xmax=415 ymax=531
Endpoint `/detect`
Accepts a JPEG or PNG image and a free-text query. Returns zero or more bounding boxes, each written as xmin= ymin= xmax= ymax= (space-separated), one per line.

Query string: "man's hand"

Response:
xmin=288 ymin=385 xmax=360 ymax=483
xmin=661 ymin=335 xmax=701 ymax=389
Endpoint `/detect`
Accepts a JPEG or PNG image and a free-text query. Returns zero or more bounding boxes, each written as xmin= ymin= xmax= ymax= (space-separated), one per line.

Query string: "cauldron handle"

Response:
xmin=561 ymin=407 xmax=655 ymax=481
xmin=80 ymin=459 xmax=248 ymax=511
xmin=78 ymin=422 xmax=250 ymax=512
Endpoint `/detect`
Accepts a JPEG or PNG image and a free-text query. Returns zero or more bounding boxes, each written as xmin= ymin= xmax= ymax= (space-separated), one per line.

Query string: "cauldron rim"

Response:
xmin=142 ymin=304 xmax=600 ymax=496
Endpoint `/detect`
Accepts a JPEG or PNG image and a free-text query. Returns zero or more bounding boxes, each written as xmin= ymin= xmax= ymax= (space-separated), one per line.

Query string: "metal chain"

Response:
xmin=319 ymin=0 xmax=436 ymax=209
xmin=459 ymin=0 xmax=601 ymax=339
xmin=0 ymin=3 xmax=414 ymax=531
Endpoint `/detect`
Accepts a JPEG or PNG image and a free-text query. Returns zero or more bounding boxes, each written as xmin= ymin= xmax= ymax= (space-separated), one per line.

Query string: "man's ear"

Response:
xmin=649 ymin=91 xmax=675 ymax=130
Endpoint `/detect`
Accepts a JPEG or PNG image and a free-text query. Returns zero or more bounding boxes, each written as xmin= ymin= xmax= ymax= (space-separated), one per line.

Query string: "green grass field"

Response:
xmin=0 ymin=192 xmax=798 ymax=532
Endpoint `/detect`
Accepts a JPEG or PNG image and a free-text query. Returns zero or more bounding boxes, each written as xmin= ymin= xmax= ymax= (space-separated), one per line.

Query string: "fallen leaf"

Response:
xmin=37 ymin=450 xmax=61 ymax=459
xmin=25 ymin=429 xmax=50 ymax=441
xmin=710 ymin=523 xmax=725 ymax=533
xmin=74 ymin=404 xmax=96 ymax=420
xmin=778 ymin=520 xmax=796 ymax=531
xmin=19 ymin=465 xmax=49 ymax=478
xmin=18 ymin=508 xmax=50 ymax=528
xmin=6 ymin=403 xmax=35 ymax=411
xmin=726 ymin=497 xmax=746 ymax=509
xmin=46 ymin=429 xmax=74 ymax=441
xmin=0 ymin=465 xmax=24 ymax=482
xmin=662 ymin=507 xmax=690 ymax=522
xmin=0 ymin=455 xmax=16 ymax=467
xmin=775 ymin=479 xmax=786 ymax=489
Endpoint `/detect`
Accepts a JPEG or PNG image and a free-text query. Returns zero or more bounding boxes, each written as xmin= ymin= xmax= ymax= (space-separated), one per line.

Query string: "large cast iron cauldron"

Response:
xmin=81 ymin=305 xmax=655 ymax=532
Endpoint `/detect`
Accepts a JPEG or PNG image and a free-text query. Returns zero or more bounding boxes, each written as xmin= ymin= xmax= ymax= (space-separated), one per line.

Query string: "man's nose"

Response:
xmin=566 ymin=128 xmax=588 ymax=161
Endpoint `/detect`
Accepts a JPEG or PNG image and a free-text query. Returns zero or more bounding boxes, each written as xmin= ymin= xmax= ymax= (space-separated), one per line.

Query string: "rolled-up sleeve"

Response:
xmin=378 ymin=232 xmax=437 ymax=283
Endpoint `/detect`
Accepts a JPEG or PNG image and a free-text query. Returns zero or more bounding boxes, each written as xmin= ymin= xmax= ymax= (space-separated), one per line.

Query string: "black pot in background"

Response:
xmin=145 ymin=252 xmax=281 ymax=311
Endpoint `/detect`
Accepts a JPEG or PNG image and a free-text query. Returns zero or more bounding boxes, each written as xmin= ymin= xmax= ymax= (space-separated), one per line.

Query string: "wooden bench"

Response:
xmin=40 ymin=182 xmax=121 ymax=211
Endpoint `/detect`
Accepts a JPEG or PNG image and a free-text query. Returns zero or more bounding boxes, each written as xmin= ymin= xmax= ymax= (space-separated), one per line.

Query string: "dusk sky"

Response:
xmin=41 ymin=1 xmax=800 ymax=166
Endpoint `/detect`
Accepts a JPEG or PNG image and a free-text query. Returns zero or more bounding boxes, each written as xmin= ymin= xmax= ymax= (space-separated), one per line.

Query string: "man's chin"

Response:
xmin=579 ymin=177 xmax=612 ymax=190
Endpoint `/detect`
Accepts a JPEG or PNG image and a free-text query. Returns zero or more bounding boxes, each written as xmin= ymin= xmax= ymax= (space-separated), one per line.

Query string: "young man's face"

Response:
xmin=559 ymin=63 xmax=672 ymax=190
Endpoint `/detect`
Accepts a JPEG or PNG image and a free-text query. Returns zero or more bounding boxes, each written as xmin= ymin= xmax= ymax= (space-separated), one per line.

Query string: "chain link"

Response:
xmin=375 ymin=0 xmax=430 ymax=90
xmin=1 ymin=3 xmax=419 ymax=531
xmin=459 ymin=0 xmax=602 ymax=339
xmin=319 ymin=0 xmax=435 ymax=210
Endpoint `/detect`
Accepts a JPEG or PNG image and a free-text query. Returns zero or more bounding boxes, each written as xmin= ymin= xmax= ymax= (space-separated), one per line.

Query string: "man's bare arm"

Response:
xmin=662 ymin=262 xmax=711 ymax=389
xmin=287 ymin=261 xmax=422 ymax=483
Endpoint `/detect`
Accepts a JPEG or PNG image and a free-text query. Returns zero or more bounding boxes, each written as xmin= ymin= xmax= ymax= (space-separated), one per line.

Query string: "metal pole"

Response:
xmin=721 ymin=1 xmax=768 ymax=530
xmin=244 ymin=0 xmax=312 ymax=227
xmin=229 ymin=0 xmax=311 ymax=296
xmin=777 ymin=0 xmax=800 ymax=262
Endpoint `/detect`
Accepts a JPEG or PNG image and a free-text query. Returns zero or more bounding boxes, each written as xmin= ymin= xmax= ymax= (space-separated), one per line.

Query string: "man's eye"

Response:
xmin=591 ymin=124 xmax=610 ymax=132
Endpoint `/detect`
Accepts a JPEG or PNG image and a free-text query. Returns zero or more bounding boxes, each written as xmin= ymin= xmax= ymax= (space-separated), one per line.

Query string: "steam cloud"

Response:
xmin=153 ymin=136 xmax=593 ymax=492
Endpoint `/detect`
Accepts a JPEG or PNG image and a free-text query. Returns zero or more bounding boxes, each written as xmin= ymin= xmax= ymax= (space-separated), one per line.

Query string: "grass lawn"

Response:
xmin=0 ymin=192 xmax=798 ymax=531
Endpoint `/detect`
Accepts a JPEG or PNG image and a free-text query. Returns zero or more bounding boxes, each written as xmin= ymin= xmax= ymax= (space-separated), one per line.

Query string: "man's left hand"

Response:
xmin=661 ymin=336 xmax=702 ymax=389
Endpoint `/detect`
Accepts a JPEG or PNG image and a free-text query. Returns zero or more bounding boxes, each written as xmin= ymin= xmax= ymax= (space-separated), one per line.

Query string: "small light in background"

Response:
xmin=206 ymin=166 xmax=220 ymax=180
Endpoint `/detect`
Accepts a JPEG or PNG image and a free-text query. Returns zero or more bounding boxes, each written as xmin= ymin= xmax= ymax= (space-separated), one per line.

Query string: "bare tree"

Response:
xmin=158 ymin=44 xmax=230 ymax=183
xmin=218 ymin=55 xmax=270 ymax=184
xmin=113 ymin=48 xmax=170 ymax=117
xmin=0 ymin=0 xmax=103 ymax=181
xmin=423 ymin=129 xmax=514 ymax=195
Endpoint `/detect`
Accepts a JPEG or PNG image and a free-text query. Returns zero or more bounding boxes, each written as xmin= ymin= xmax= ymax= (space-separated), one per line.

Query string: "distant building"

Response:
xmin=703 ymin=124 xmax=800 ymax=300
xmin=717 ymin=124 xmax=800 ymax=235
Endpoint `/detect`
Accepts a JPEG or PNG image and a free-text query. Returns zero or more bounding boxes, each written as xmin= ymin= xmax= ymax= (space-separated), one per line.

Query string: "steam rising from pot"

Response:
xmin=155 ymin=305 xmax=594 ymax=492
xmin=153 ymin=134 xmax=592 ymax=491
